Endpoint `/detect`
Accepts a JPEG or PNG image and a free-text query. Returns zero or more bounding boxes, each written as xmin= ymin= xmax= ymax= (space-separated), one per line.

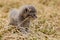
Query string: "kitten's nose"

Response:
xmin=31 ymin=14 xmax=37 ymax=19
xmin=33 ymin=15 xmax=37 ymax=19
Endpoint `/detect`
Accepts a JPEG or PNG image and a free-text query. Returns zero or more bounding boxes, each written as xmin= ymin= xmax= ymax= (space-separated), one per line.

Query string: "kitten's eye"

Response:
xmin=30 ymin=11 xmax=35 ymax=13
xmin=25 ymin=8 xmax=28 ymax=13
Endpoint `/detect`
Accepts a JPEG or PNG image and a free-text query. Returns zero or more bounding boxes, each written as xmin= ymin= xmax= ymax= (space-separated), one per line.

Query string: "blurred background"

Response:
xmin=0 ymin=0 xmax=60 ymax=40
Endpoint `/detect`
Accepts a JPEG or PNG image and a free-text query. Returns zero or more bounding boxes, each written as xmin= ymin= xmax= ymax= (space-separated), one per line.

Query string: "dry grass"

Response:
xmin=0 ymin=0 xmax=60 ymax=40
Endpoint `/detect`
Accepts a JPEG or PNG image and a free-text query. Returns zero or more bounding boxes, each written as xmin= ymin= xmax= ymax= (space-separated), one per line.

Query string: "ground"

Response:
xmin=0 ymin=0 xmax=60 ymax=40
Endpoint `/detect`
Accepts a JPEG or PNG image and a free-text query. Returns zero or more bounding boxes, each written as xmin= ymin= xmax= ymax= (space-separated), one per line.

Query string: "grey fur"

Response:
xmin=9 ymin=5 xmax=37 ymax=33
